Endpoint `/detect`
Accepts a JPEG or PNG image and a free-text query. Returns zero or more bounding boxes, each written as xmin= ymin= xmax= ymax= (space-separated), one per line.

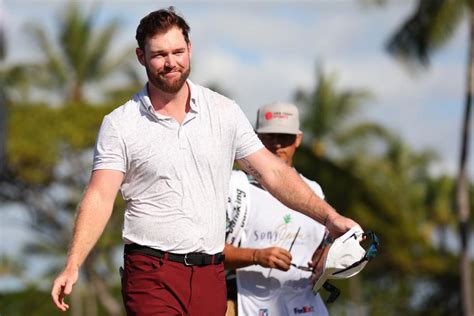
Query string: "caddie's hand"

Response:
xmin=51 ymin=267 xmax=79 ymax=311
xmin=254 ymin=247 xmax=292 ymax=271
xmin=308 ymin=260 xmax=319 ymax=284
xmin=325 ymin=213 xmax=359 ymax=239
xmin=308 ymin=246 xmax=330 ymax=284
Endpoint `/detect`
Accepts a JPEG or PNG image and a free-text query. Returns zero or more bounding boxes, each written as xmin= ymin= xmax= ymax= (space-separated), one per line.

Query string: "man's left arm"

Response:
xmin=236 ymin=148 xmax=359 ymax=238
xmin=224 ymin=243 xmax=292 ymax=271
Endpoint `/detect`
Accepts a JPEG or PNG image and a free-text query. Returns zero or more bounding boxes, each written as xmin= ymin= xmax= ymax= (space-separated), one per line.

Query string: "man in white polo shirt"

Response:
xmin=225 ymin=102 xmax=329 ymax=316
xmin=51 ymin=7 xmax=359 ymax=315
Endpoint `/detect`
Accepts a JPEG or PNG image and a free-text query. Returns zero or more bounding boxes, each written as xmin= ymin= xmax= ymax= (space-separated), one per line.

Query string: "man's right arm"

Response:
xmin=51 ymin=169 xmax=124 ymax=312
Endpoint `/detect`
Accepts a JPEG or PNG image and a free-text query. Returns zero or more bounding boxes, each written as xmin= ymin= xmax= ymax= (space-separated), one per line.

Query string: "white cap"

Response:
xmin=256 ymin=102 xmax=302 ymax=135
xmin=312 ymin=225 xmax=368 ymax=294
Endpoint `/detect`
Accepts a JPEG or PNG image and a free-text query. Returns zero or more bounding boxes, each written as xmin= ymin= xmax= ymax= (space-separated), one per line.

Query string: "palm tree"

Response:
xmin=293 ymin=65 xmax=464 ymax=314
xmin=26 ymin=1 xmax=133 ymax=103
xmin=0 ymin=85 xmax=6 ymax=175
xmin=294 ymin=67 xmax=398 ymax=315
xmin=386 ymin=1 xmax=472 ymax=314
xmin=2 ymin=103 xmax=124 ymax=315
xmin=1 ymin=27 xmax=7 ymax=174
xmin=1 ymin=1 xmax=137 ymax=313
xmin=294 ymin=66 xmax=380 ymax=158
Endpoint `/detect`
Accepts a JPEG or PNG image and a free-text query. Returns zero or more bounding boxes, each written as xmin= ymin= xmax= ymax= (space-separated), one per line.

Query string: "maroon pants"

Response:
xmin=121 ymin=253 xmax=227 ymax=315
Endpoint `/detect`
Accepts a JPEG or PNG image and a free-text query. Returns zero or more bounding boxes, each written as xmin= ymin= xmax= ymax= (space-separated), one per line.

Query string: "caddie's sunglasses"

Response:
xmin=290 ymin=263 xmax=312 ymax=271
xmin=258 ymin=133 xmax=297 ymax=147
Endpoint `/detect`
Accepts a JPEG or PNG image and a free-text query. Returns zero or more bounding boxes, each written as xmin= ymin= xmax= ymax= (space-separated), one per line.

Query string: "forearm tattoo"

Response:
xmin=240 ymin=158 xmax=262 ymax=180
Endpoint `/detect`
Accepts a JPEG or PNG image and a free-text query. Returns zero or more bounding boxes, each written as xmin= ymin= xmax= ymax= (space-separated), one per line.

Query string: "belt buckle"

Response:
xmin=184 ymin=253 xmax=193 ymax=266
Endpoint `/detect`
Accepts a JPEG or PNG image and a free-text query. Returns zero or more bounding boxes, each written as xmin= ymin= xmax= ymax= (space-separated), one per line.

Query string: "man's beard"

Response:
xmin=147 ymin=64 xmax=191 ymax=94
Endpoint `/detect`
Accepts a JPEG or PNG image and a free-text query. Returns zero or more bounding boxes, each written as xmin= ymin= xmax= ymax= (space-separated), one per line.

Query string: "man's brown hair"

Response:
xmin=135 ymin=6 xmax=190 ymax=50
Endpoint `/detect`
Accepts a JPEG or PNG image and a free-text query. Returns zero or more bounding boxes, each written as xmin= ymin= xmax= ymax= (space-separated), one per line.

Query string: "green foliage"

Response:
xmin=292 ymin=65 xmax=470 ymax=315
xmin=386 ymin=0 xmax=465 ymax=67
xmin=0 ymin=2 xmax=136 ymax=314
xmin=0 ymin=256 xmax=24 ymax=277
xmin=386 ymin=1 xmax=473 ymax=314
xmin=8 ymin=104 xmax=61 ymax=183
xmin=24 ymin=1 xmax=134 ymax=102
xmin=295 ymin=67 xmax=371 ymax=141
xmin=294 ymin=66 xmax=375 ymax=159
xmin=4 ymin=101 xmax=126 ymax=315
xmin=0 ymin=286 xmax=65 ymax=316
xmin=7 ymin=103 xmax=116 ymax=184
xmin=0 ymin=285 xmax=123 ymax=316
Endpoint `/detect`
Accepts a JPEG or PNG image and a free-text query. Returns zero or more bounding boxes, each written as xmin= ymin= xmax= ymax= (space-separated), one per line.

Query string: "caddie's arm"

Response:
xmin=237 ymin=148 xmax=358 ymax=237
xmin=51 ymin=169 xmax=124 ymax=312
xmin=224 ymin=243 xmax=292 ymax=271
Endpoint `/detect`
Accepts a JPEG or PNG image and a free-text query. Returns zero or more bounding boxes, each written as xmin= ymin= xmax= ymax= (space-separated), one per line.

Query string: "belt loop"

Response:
xmin=163 ymin=252 xmax=169 ymax=262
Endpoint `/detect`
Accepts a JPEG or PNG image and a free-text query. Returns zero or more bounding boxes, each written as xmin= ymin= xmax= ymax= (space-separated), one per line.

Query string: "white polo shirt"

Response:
xmin=93 ymin=80 xmax=263 ymax=254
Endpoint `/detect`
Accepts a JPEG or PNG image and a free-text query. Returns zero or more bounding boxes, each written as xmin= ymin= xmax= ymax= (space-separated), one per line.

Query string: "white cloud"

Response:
xmin=3 ymin=0 xmax=472 ymax=178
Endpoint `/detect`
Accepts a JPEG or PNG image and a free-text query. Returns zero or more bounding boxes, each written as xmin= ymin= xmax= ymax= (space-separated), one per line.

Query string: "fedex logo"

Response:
xmin=293 ymin=305 xmax=314 ymax=314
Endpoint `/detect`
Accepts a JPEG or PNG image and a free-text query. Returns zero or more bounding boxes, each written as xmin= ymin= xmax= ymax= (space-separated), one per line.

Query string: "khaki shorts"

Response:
xmin=226 ymin=299 xmax=237 ymax=316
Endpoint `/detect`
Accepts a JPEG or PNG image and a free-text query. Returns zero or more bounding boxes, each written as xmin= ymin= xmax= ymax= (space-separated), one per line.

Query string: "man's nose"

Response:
xmin=164 ymin=56 xmax=176 ymax=68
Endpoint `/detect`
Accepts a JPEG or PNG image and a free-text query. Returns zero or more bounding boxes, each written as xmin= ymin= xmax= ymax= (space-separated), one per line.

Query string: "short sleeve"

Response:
xmin=232 ymin=103 xmax=263 ymax=160
xmin=92 ymin=115 xmax=126 ymax=173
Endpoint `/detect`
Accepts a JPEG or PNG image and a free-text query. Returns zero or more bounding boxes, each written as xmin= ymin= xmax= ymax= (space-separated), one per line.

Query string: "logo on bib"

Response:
xmin=258 ymin=308 xmax=269 ymax=316
xmin=293 ymin=305 xmax=314 ymax=314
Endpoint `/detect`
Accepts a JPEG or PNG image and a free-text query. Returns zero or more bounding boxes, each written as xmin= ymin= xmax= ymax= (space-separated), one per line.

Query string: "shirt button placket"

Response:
xmin=178 ymin=126 xmax=187 ymax=150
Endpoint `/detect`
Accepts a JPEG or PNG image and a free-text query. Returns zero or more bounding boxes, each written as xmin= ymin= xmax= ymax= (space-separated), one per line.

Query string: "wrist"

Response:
xmin=252 ymin=249 xmax=258 ymax=265
xmin=324 ymin=212 xmax=338 ymax=227
xmin=65 ymin=257 xmax=81 ymax=272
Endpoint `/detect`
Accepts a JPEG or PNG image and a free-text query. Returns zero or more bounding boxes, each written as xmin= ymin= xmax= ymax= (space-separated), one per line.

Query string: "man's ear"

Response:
xmin=136 ymin=47 xmax=146 ymax=66
xmin=295 ymin=133 xmax=303 ymax=148
xmin=188 ymin=41 xmax=192 ymax=59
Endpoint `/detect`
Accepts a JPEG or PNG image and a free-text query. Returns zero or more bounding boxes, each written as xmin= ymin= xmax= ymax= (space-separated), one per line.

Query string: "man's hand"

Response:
xmin=254 ymin=247 xmax=292 ymax=271
xmin=51 ymin=267 xmax=79 ymax=312
xmin=325 ymin=213 xmax=358 ymax=239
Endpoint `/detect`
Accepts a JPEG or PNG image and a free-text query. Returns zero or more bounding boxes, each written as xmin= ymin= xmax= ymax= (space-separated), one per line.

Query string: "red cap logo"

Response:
xmin=265 ymin=112 xmax=273 ymax=120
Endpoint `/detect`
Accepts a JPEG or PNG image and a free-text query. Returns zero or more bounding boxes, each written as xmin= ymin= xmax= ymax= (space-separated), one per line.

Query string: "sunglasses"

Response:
xmin=258 ymin=133 xmax=297 ymax=147
xmin=290 ymin=263 xmax=313 ymax=271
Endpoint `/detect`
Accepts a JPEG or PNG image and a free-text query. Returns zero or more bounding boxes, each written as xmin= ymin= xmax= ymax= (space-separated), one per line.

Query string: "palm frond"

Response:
xmin=386 ymin=0 xmax=465 ymax=67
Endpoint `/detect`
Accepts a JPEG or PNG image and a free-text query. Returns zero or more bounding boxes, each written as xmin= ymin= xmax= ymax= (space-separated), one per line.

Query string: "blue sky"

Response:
xmin=4 ymin=0 xmax=472 ymax=182
xmin=1 ymin=0 xmax=473 ymax=290
xmin=3 ymin=0 xmax=471 ymax=179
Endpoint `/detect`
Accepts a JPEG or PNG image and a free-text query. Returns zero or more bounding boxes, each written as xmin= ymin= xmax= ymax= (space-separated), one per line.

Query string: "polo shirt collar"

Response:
xmin=138 ymin=79 xmax=199 ymax=115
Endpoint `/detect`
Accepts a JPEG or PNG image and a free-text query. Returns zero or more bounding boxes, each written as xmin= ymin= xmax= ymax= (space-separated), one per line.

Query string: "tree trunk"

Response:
xmin=0 ymin=25 xmax=5 ymax=175
xmin=458 ymin=6 xmax=473 ymax=316
xmin=84 ymin=256 xmax=122 ymax=316
xmin=0 ymin=94 xmax=7 ymax=175
xmin=71 ymin=286 xmax=83 ymax=316
xmin=348 ymin=276 xmax=366 ymax=316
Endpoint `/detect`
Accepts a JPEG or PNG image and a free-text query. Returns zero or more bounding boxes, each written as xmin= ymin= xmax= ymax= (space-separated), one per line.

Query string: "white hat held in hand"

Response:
xmin=312 ymin=225 xmax=378 ymax=294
